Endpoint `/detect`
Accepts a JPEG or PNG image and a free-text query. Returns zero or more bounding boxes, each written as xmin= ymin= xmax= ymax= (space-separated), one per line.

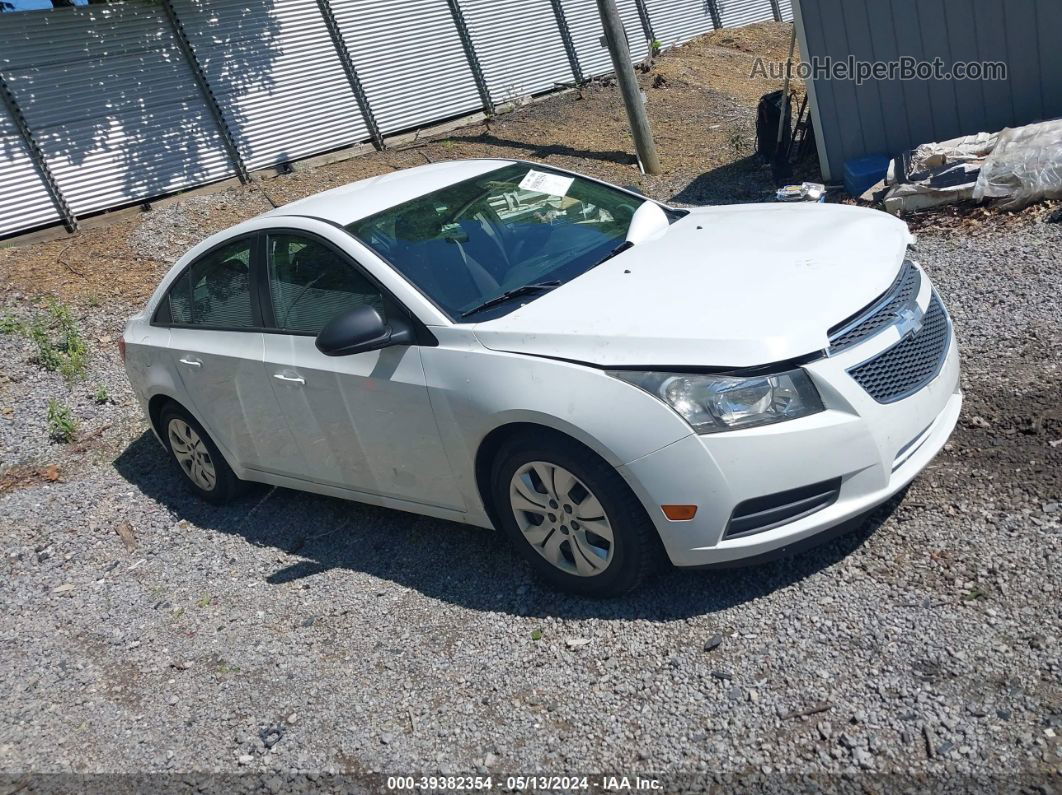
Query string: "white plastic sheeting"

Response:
xmin=174 ymin=0 xmax=370 ymax=170
xmin=0 ymin=1 xmax=235 ymax=222
xmin=876 ymin=122 xmax=1062 ymax=213
xmin=974 ymin=121 xmax=1062 ymax=209
xmin=332 ymin=0 xmax=482 ymax=135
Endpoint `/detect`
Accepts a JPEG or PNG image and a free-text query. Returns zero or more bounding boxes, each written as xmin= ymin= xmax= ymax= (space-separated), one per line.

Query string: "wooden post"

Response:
xmin=596 ymin=0 xmax=661 ymax=174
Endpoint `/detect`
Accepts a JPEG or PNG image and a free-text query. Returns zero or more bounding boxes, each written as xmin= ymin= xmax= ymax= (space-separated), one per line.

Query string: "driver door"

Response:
xmin=259 ymin=230 xmax=462 ymax=511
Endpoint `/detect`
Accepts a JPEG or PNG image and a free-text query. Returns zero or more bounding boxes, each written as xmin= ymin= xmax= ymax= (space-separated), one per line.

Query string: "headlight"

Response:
xmin=609 ymin=368 xmax=824 ymax=433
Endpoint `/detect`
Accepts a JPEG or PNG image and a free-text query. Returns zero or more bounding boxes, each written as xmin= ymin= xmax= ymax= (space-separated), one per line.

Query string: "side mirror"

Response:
xmin=315 ymin=305 xmax=414 ymax=356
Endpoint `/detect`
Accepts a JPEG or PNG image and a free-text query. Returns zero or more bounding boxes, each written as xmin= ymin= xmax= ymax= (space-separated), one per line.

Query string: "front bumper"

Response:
xmin=620 ymin=284 xmax=961 ymax=568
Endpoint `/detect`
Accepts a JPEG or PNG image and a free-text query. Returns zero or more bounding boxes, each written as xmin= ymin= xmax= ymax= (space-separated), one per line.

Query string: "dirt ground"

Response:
xmin=0 ymin=21 xmax=806 ymax=308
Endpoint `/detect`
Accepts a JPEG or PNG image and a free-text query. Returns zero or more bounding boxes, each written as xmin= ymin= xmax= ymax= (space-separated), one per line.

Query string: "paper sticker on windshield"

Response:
xmin=519 ymin=169 xmax=574 ymax=197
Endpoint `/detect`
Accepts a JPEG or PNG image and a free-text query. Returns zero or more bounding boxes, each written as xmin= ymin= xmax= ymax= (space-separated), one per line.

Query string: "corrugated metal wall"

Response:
xmin=0 ymin=0 xmax=785 ymax=237
xmin=717 ymin=0 xmax=775 ymax=29
xmin=173 ymin=0 xmax=370 ymax=170
xmin=0 ymin=1 xmax=235 ymax=223
xmin=459 ymin=0 xmax=575 ymax=102
xmin=643 ymin=0 xmax=716 ymax=48
xmin=331 ymin=0 xmax=482 ymax=135
xmin=0 ymin=102 xmax=59 ymax=234
xmin=563 ymin=0 xmax=648 ymax=77
xmin=796 ymin=0 xmax=1062 ymax=181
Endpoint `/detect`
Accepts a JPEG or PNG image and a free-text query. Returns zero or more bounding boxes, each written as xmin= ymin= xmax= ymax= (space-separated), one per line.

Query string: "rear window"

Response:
xmin=163 ymin=239 xmax=255 ymax=328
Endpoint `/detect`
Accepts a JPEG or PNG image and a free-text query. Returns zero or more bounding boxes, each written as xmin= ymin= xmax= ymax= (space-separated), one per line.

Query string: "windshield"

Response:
xmin=346 ymin=163 xmax=645 ymax=320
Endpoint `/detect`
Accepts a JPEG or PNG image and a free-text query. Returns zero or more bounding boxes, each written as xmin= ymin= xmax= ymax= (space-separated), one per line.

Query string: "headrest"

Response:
xmin=394 ymin=206 xmax=444 ymax=244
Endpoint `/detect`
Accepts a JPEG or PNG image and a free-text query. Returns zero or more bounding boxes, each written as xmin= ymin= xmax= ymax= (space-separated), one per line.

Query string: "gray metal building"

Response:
xmin=794 ymin=0 xmax=1062 ymax=182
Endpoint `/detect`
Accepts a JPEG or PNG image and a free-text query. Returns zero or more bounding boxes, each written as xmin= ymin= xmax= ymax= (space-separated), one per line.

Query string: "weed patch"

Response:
xmin=47 ymin=400 xmax=78 ymax=443
xmin=2 ymin=300 xmax=88 ymax=382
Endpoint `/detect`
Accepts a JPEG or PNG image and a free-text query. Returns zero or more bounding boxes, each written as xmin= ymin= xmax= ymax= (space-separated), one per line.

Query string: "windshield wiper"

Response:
xmin=460 ymin=281 xmax=561 ymax=318
xmin=592 ymin=240 xmax=634 ymax=268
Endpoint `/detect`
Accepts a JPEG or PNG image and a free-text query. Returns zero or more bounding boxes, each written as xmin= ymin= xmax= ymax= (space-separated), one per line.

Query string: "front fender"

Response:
xmin=421 ymin=341 xmax=693 ymax=521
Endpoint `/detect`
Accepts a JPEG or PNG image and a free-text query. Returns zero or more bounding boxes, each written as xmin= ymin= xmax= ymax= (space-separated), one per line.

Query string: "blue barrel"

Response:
xmin=844 ymin=154 xmax=891 ymax=197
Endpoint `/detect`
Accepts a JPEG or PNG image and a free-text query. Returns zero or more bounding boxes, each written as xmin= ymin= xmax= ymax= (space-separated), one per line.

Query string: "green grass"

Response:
xmin=0 ymin=313 xmax=22 ymax=334
xmin=93 ymin=385 xmax=110 ymax=404
xmin=46 ymin=399 xmax=77 ymax=443
xmin=4 ymin=299 xmax=88 ymax=382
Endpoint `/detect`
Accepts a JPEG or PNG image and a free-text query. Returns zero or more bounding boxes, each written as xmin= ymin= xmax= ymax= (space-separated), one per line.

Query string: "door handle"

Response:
xmin=273 ymin=373 xmax=305 ymax=385
xmin=178 ymin=357 xmax=202 ymax=368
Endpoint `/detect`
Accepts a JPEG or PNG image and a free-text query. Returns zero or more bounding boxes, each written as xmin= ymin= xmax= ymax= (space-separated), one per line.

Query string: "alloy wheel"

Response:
xmin=508 ymin=461 xmax=614 ymax=577
xmin=167 ymin=418 xmax=217 ymax=492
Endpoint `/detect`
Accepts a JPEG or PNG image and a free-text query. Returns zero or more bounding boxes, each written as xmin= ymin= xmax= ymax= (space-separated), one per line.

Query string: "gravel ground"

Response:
xmin=0 ymin=20 xmax=1059 ymax=785
xmin=0 ymin=213 xmax=1058 ymax=790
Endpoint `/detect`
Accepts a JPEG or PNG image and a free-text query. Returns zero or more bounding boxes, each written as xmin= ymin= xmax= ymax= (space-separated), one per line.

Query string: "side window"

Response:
xmin=266 ymin=233 xmax=384 ymax=334
xmin=167 ymin=239 xmax=255 ymax=328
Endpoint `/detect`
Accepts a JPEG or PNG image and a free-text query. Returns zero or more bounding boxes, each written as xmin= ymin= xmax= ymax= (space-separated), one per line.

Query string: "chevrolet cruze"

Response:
xmin=121 ymin=159 xmax=961 ymax=595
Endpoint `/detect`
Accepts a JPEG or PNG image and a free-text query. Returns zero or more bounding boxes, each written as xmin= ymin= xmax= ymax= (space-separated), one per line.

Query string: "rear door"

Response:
xmin=259 ymin=229 xmax=462 ymax=510
xmin=158 ymin=235 xmax=305 ymax=476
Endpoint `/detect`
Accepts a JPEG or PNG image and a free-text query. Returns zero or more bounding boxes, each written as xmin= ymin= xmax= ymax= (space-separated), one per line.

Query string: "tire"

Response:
xmin=159 ymin=402 xmax=243 ymax=504
xmin=491 ymin=432 xmax=661 ymax=596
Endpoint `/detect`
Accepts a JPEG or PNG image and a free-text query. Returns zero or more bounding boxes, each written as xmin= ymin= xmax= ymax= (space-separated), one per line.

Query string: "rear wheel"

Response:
xmin=491 ymin=433 xmax=660 ymax=596
xmin=160 ymin=402 xmax=242 ymax=504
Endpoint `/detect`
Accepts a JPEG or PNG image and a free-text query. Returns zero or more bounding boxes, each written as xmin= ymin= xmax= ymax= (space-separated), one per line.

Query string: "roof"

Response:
xmin=263 ymin=159 xmax=515 ymax=226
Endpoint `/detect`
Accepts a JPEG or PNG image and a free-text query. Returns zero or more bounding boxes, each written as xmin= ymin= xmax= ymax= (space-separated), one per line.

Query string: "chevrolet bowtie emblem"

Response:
xmin=895 ymin=304 xmax=924 ymax=338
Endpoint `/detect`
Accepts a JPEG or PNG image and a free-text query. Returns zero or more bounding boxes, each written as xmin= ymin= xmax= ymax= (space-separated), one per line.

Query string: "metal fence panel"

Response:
xmin=331 ymin=0 xmax=482 ymax=135
xmin=0 ymin=104 xmax=60 ymax=236
xmin=0 ymin=2 xmax=235 ymax=218
xmin=778 ymin=0 xmax=794 ymax=21
xmin=642 ymin=0 xmax=716 ymax=48
xmin=561 ymin=0 xmax=649 ymax=78
xmin=717 ymin=0 xmax=777 ymax=29
xmin=459 ymin=0 xmax=575 ymax=102
xmin=173 ymin=0 xmax=370 ymax=170
xmin=0 ymin=0 xmax=796 ymax=236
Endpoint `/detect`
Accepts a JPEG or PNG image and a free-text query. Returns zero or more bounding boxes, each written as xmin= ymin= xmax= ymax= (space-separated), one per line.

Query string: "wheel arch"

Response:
xmin=148 ymin=393 xmax=179 ymax=445
xmin=473 ymin=420 xmax=627 ymax=531
xmin=148 ymin=392 xmax=244 ymax=477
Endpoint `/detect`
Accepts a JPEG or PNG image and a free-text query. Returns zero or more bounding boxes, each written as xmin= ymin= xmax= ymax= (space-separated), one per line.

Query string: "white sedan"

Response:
xmin=121 ymin=159 xmax=961 ymax=595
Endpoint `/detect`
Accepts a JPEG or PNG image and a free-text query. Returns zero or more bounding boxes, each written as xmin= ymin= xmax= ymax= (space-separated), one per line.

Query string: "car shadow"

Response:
xmin=114 ymin=431 xmax=899 ymax=621
xmin=670 ymin=155 xmax=779 ymax=206
xmin=669 ymin=150 xmax=826 ymax=207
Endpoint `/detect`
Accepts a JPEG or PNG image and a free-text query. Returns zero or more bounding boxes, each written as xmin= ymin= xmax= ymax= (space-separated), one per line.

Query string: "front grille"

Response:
xmin=725 ymin=478 xmax=842 ymax=539
xmin=828 ymin=262 xmax=921 ymax=354
xmin=848 ymin=295 xmax=951 ymax=403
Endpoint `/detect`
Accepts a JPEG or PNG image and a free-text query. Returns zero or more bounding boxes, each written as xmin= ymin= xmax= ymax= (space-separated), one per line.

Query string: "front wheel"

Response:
xmin=491 ymin=434 xmax=660 ymax=596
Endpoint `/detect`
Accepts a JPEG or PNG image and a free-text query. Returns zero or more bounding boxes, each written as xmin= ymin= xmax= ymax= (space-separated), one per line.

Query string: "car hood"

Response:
xmin=473 ymin=203 xmax=914 ymax=368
